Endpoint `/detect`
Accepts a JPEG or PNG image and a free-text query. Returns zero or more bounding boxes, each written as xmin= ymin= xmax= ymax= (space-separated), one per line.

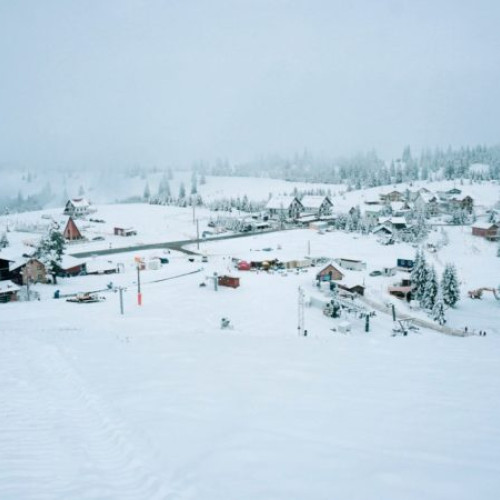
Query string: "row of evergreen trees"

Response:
xmin=411 ymin=249 xmax=460 ymax=325
xmin=207 ymin=144 xmax=500 ymax=186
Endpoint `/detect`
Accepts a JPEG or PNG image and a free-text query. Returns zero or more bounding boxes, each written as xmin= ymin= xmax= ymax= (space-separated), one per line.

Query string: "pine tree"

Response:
xmin=143 ymin=182 xmax=151 ymax=201
xmin=432 ymin=288 xmax=447 ymax=325
xmin=157 ymin=175 xmax=171 ymax=201
xmin=35 ymin=228 xmax=65 ymax=284
xmin=442 ymin=264 xmax=460 ymax=307
xmin=411 ymin=249 xmax=427 ymax=301
xmin=0 ymin=232 xmax=9 ymax=248
xmin=421 ymin=265 xmax=438 ymax=310
xmin=178 ymin=182 xmax=186 ymax=199
xmin=191 ymin=173 xmax=198 ymax=195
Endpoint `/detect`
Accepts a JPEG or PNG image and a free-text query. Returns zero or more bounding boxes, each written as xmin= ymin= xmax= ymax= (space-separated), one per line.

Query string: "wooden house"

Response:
xmin=0 ymin=280 xmax=20 ymax=303
xmin=63 ymin=217 xmax=84 ymax=241
xmin=377 ymin=217 xmax=408 ymax=231
xmin=471 ymin=223 xmax=499 ymax=241
xmin=448 ymin=195 xmax=474 ymax=214
xmin=10 ymin=258 xmax=47 ymax=285
xmin=412 ymin=191 xmax=439 ymax=216
xmin=300 ymin=196 xmax=333 ymax=216
xmin=316 ymin=263 xmax=344 ymax=282
xmin=265 ymin=196 xmax=303 ymax=219
xmin=379 ymin=190 xmax=404 ymax=203
xmin=63 ymin=198 xmax=91 ymax=218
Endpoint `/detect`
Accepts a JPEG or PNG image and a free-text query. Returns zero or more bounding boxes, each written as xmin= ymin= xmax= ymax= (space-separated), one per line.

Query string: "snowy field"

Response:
xmin=1 ymin=178 xmax=500 ymax=499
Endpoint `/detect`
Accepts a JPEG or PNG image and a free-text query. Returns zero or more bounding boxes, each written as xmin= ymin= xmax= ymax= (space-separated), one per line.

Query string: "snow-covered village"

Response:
xmin=2 ymin=2 xmax=500 ymax=500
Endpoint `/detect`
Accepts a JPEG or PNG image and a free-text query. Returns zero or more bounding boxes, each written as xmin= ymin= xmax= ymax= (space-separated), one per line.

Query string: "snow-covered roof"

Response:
xmin=372 ymin=224 xmax=393 ymax=234
xmin=68 ymin=198 xmax=90 ymax=208
xmin=265 ymin=196 xmax=300 ymax=210
xmin=390 ymin=201 xmax=408 ymax=211
xmin=86 ymin=259 xmax=117 ymax=273
xmin=0 ymin=280 xmax=20 ymax=294
xmin=472 ymin=222 xmax=498 ymax=230
xmin=378 ymin=216 xmax=407 ymax=225
xmin=60 ymin=255 xmax=87 ymax=270
xmin=0 ymin=250 xmax=18 ymax=262
xmin=364 ymin=206 xmax=384 ymax=214
xmin=300 ymin=196 xmax=332 ymax=209
xmin=417 ymin=192 xmax=436 ymax=203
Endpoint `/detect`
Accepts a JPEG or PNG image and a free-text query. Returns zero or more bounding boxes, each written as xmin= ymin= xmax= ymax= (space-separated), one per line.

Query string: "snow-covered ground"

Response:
xmin=1 ymin=178 xmax=500 ymax=499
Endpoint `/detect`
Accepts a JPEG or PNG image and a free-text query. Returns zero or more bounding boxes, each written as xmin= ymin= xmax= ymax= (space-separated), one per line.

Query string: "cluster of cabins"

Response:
xmin=0 ymin=252 xmax=120 ymax=302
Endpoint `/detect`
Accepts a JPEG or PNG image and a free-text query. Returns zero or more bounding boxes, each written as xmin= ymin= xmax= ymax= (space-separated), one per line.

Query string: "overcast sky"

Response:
xmin=1 ymin=0 xmax=499 ymax=169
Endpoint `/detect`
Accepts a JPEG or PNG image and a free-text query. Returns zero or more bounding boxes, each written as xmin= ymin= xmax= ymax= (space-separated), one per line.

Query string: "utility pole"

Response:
xmin=118 ymin=286 xmax=125 ymax=315
xmin=298 ymin=286 xmax=305 ymax=336
xmin=137 ymin=264 xmax=142 ymax=306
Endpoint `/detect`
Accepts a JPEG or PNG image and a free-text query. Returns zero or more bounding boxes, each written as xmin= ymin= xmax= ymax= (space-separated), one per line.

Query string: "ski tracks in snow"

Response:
xmin=0 ymin=334 xmax=177 ymax=500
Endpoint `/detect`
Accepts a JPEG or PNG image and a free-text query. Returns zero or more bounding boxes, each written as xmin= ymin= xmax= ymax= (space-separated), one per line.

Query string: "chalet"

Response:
xmin=265 ymin=196 xmax=303 ymax=220
xmin=437 ymin=188 xmax=462 ymax=201
xmin=336 ymin=258 xmax=366 ymax=271
xmin=447 ymin=195 xmax=474 ymax=214
xmin=380 ymin=190 xmax=404 ymax=203
xmin=0 ymin=280 xmax=20 ymax=303
xmin=114 ymin=227 xmax=137 ymax=237
xmin=10 ymin=258 xmax=47 ymax=285
xmin=377 ymin=217 xmax=408 ymax=231
xmin=471 ymin=223 xmax=499 ymax=241
xmin=64 ymin=198 xmax=91 ymax=218
xmin=407 ymin=187 xmax=432 ymax=202
xmin=413 ymin=192 xmax=439 ymax=216
xmin=316 ymin=263 xmax=344 ymax=282
xmin=63 ymin=217 xmax=84 ymax=241
xmin=372 ymin=224 xmax=393 ymax=236
xmin=300 ymin=196 xmax=333 ymax=217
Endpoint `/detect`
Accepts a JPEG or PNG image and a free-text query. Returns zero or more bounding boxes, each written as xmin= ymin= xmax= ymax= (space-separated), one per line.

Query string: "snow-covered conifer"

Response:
xmin=0 ymin=232 xmax=9 ymax=248
xmin=421 ymin=265 xmax=438 ymax=310
xmin=432 ymin=288 xmax=447 ymax=325
xmin=411 ymin=248 xmax=427 ymax=301
xmin=441 ymin=263 xmax=460 ymax=307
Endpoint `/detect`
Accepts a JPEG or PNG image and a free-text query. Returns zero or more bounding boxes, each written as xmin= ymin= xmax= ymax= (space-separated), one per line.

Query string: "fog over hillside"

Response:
xmin=1 ymin=0 xmax=500 ymax=170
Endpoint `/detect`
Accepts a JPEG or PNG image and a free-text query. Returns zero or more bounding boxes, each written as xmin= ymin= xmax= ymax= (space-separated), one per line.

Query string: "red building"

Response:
xmin=218 ymin=275 xmax=240 ymax=288
xmin=63 ymin=217 xmax=83 ymax=241
xmin=472 ymin=223 xmax=499 ymax=241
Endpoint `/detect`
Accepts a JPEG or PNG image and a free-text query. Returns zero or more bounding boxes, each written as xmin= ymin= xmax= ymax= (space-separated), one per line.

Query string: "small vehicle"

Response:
xmin=92 ymin=236 xmax=105 ymax=241
xmin=201 ymin=256 xmax=208 ymax=263
xmin=66 ymin=292 xmax=106 ymax=303
xmin=369 ymin=270 xmax=382 ymax=277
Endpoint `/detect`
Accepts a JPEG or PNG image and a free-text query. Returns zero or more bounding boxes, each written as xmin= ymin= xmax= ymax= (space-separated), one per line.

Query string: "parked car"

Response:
xmin=92 ymin=236 xmax=105 ymax=241
xmin=369 ymin=270 xmax=382 ymax=277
